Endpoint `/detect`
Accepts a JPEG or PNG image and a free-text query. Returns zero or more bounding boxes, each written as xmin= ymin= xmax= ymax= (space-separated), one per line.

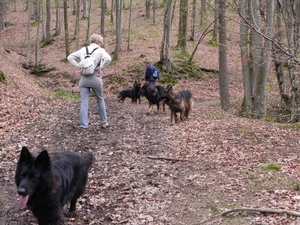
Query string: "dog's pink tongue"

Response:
xmin=18 ymin=195 xmax=29 ymax=207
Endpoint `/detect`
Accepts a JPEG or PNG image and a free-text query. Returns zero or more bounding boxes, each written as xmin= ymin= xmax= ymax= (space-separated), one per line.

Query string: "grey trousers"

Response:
xmin=79 ymin=73 xmax=107 ymax=128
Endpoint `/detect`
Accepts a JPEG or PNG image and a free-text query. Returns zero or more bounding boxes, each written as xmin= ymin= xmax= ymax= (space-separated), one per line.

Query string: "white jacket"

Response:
xmin=67 ymin=43 xmax=111 ymax=70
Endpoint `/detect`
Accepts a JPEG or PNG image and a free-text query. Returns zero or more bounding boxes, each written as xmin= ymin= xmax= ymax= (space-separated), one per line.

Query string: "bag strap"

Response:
xmin=85 ymin=46 xmax=90 ymax=55
xmin=91 ymin=47 xmax=99 ymax=54
xmin=85 ymin=47 xmax=99 ymax=55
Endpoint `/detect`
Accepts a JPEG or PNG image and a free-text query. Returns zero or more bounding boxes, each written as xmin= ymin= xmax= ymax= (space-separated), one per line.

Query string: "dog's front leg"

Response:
xmin=171 ymin=111 xmax=176 ymax=124
xmin=147 ymin=104 xmax=153 ymax=114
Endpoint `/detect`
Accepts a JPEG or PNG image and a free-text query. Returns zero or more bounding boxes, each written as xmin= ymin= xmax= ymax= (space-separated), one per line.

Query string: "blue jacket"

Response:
xmin=145 ymin=64 xmax=156 ymax=81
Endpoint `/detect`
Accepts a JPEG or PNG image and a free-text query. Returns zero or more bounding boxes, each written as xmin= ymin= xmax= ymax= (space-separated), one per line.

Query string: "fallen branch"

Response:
xmin=221 ymin=207 xmax=300 ymax=217
xmin=146 ymin=156 xmax=193 ymax=162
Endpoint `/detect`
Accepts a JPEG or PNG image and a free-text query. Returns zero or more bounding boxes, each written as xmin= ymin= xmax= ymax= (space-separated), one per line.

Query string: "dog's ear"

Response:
xmin=19 ymin=146 xmax=33 ymax=164
xmin=35 ymin=150 xmax=51 ymax=170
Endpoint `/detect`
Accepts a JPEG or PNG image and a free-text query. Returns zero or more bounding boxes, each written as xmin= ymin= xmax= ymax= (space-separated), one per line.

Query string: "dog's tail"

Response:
xmin=82 ymin=152 xmax=93 ymax=170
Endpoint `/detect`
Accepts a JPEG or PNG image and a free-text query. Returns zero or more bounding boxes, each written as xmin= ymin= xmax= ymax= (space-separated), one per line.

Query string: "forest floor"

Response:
xmin=2 ymin=1 xmax=300 ymax=225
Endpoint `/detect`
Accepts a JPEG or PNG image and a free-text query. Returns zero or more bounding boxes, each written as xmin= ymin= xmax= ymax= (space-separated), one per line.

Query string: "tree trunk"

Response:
xmin=26 ymin=0 xmax=31 ymax=68
xmin=210 ymin=0 xmax=218 ymax=45
xmin=177 ymin=0 xmax=188 ymax=54
xmin=0 ymin=0 xmax=4 ymax=34
xmin=54 ymin=0 xmax=62 ymax=36
xmin=189 ymin=0 xmax=196 ymax=41
xmin=113 ymin=0 xmax=122 ymax=60
xmin=152 ymin=0 xmax=156 ymax=24
xmin=200 ymin=0 xmax=206 ymax=26
xmin=145 ymin=0 xmax=151 ymax=18
xmin=35 ymin=0 xmax=42 ymax=67
xmin=160 ymin=0 xmax=173 ymax=73
xmin=110 ymin=0 xmax=114 ymax=23
xmin=82 ymin=0 xmax=88 ymax=19
xmin=127 ymin=0 xmax=133 ymax=50
xmin=251 ymin=0 xmax=264 ymax=118
xmin=101 ymin=0 xmax=106 ymax=37
xmin=45 ymin=0 xmax=51 ymax=44
xmin=74 ymin=0 xmax=80 ymax=49
xmin=63 ymin=0 xmax=70 ymax=58
xmin=218 ymin=0 xmax=230 ymax=111
xmin=85 ymin=0 xmax=92 ymax=44
xmin=239 ymin=0 xmax=252 ymax=114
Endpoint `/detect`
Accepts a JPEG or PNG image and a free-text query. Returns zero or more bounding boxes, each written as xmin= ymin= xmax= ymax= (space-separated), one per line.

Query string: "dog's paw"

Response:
xmin=65 ymin=211 xmax=76 ymax=218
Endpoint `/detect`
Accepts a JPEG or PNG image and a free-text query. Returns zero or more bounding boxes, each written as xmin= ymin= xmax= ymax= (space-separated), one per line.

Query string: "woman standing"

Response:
xmin=67 ymin=34 xmax=111 ymax=129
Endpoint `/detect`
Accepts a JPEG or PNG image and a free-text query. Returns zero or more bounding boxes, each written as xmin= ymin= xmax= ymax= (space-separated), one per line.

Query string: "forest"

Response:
xmin=1 ymin=0 xmax=300 ymax=224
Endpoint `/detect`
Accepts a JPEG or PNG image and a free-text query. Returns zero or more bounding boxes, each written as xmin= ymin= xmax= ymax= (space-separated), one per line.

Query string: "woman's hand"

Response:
xmin=97 ymin=69 xmax=103 ymax=78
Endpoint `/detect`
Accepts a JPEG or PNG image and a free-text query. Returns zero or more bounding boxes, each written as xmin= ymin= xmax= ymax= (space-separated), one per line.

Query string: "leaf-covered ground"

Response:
xmin=2 ymin=74 xmax=300 ymax=225
xmin=2 ymin=1 xmax=300 ymax=225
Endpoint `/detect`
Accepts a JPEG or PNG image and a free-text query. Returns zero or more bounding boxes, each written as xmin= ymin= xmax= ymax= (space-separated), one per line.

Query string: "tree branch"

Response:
xmin=146 ymin=155 xmax=193 ymax=162
xmin=222 ymin=207 xmax=300 ymax=217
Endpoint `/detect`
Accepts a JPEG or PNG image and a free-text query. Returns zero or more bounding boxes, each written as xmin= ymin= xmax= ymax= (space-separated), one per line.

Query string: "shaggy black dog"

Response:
xmin=15 ymin=146 xmax=93 ymax=225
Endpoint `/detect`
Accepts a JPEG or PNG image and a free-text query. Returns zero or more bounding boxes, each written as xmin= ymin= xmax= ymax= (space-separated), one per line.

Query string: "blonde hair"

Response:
xmin=90 ymin=34 xmax=104 ymax=47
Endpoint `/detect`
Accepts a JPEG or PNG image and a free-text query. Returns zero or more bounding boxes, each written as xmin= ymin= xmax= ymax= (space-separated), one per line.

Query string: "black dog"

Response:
xmin=139 ymin=82 xmax=165 ymax=114
xmin=162 ymin=85 xmax=194 ymax=124
xmin=117 ymin=80 xmax=141 ymax=103
xmin=117 ymin=89 xmax=133 ymax=102
xmin=15 ymin=146 xmax=93 ymax=225
xmin=132 ymin=80 xmax=141 ymax=103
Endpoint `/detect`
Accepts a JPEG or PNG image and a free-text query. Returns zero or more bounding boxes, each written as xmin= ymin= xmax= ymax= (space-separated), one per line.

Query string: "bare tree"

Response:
xmin=127 ymin=0 xmax=133 ymax=50
xmin=54 ymin=0 xmax=62 ymax=36
xmin=160 ymin=0 xmax=174 ymax=72
xmin=35 ymin=0 xmax=42 ymax=67
xmin=74 ymin=0 xmax=80 ymax=48
xmin=145 ymin=0 xmax=151 ymax=18
xmin=82 ymin=0 xmax=88 ymax=19
xmin=218 ymin=0 xmax=229 ymax=111
xmin=63 ymin=0 xmax=70 ymax=58
xmin=189 ymin=0 xmax=196 ymax=41
xmin=44 ymin=0 xmax=51 ymax=44
xmin=177 ymin=0 xmax=188 ymax=54
xmin=85 ymin=0 xmax=92 ymax=44
xmin=111 ymin=0 xmax=114 ymax=23
xmin=113 ymin=0 xmax=122 ymax=60
xmin=152 ymin=0 xmax=157 ymax=24
xmin=200 ymin=0 xmax=206 ymax=26
xmin=0 ymin=0 xmax=4 ymax=35
xmin=101 ymin=0 xmax=106 ymax=36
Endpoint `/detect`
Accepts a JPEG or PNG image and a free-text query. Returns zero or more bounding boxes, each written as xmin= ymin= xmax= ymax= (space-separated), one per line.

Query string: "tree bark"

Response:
xmin=127 ymin=0 xmax=133 ymax=50
xmin=63 ymin=0 xmax=70 ymax=58
xmin=218 ymin=0 xmax=230 ymax=111
xmin=160 ymin=0 xmax=173 ymax=73
xmin=113 ymin=0 xmax=122 ymax=60
xmin=45 ymin=0 xmax=51 ymax=44
xmin=239 ymin=0 xmax=252 ymax=113
xmin=177 ymin=0 xmax=188 ymax=54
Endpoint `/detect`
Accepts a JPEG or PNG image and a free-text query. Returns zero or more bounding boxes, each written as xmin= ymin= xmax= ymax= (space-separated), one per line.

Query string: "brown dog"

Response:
xmin=162 ymin=85 xmax=194 ymax=124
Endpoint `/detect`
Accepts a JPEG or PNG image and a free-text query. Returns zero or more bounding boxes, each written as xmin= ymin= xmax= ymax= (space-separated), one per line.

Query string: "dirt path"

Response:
xmin=2 ymin=93 xmax=300 ymax=225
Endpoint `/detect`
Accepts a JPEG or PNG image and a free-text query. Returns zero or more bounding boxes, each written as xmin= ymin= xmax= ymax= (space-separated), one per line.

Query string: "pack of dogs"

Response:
xmin=15 ymin=82 xmax=194 ymax=225
xmin=117 ymin=81 xmax=194 ymax=124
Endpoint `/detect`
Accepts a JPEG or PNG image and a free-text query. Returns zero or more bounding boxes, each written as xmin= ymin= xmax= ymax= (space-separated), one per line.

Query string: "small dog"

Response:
xmin=139 ymin=82 xmax=165 ymax=114
xmin=15 ymin=146 xmax=93 ymax=225
xmin=117 ymin=89 xmax=133 ymax=102
xmin=162 ymin=85 xmax=194 ymax=124
xmin=117 ymin=80 xmax=141 ymax=103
